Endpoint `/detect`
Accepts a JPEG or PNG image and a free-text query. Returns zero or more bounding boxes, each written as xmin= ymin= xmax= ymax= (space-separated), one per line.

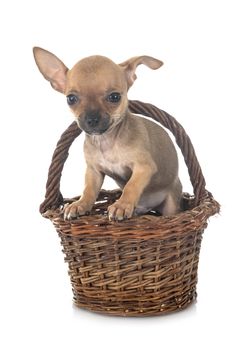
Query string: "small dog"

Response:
xmin=33 ymin=47 xmax=182 ymax=221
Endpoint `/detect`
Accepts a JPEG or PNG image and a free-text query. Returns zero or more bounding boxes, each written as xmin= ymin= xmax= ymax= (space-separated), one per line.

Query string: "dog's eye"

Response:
xmin=67 ymin=94 xmax=79 ymax=106
xmin=107 ymin=92 xmax=121 ymax=103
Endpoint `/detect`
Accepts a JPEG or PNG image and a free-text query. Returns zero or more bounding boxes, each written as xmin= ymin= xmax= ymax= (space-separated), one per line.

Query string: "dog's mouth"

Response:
xmin=77 ymin=121 xmax=111 ymax=135
xmin=84 ymin=125 xmax=110 ymax=135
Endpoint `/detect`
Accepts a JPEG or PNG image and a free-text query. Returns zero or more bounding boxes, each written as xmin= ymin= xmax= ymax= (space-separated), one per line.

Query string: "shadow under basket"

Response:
xmin=40 ymin=100 xmax=220 ymax=317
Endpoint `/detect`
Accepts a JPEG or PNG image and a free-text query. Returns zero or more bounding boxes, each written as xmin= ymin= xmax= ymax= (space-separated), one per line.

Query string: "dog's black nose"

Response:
xmin=85 ymin=112 xmax=100 ymax=128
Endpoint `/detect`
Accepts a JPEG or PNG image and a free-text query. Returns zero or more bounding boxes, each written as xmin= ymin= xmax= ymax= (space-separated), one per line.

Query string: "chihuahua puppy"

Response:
xmin=33 ymin=47 xmax=182 ymax=221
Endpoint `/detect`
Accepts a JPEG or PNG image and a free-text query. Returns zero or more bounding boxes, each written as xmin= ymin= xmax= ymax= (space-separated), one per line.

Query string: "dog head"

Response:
xmin=33 ymin=47 xmax=163 ymax=135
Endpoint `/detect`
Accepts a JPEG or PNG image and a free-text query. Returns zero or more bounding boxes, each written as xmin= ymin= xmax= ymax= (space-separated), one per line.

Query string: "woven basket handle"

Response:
xmin=39 ymin=100 xmax=207 ymax=215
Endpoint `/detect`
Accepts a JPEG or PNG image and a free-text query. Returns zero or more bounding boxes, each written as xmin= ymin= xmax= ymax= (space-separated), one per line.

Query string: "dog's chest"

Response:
xmin=98 ymin=150 xmax=130 ymax=180
xmin=100 ymin=158 xmax=124 ymax=175
xmin=86 ymin=136 xmax=132 ymax=182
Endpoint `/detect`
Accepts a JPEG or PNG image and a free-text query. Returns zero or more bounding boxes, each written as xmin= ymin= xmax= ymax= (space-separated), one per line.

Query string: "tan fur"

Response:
xmin=33 ymin=47 xmax=182 ymax=220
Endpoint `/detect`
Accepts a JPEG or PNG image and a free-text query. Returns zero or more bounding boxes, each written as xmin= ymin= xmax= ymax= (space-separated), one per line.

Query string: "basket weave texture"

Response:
xmin=40 ymin=100 xmax=220 ymax=316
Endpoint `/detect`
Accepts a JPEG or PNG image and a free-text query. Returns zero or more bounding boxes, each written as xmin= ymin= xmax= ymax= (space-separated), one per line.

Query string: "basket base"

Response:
xmin=71 ymin=288 xmax=197 ymax=317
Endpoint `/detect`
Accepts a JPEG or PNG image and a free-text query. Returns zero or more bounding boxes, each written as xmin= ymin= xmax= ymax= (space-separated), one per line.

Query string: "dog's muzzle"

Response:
xmin=77 ymin=110 xmax=111 ymax=134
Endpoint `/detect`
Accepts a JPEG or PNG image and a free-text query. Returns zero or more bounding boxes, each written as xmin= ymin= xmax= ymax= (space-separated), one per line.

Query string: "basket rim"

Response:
xmin=46 ymin=189 xmax=220 ymax=239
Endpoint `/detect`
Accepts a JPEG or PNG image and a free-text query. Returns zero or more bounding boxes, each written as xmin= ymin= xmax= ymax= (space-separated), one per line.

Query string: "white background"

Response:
xmin=0 ymin=0 xmax=247 ymax=349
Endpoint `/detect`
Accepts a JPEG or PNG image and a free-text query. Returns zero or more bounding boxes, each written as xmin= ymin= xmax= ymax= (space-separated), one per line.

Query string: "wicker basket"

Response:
xmin=40 ymin=100 xmax=220 ymax=317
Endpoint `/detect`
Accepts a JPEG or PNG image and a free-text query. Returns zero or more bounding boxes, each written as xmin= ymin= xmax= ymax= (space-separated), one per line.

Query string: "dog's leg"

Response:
xmin=64 ymin=166 xmax=104 ymax=220
xmin=108 ymin=163 xmax=156 ymax=221
xmin=161 ymin=193 xmax=180 ymax=216
xmin=158 ymin=178 xmax=182 ymax=216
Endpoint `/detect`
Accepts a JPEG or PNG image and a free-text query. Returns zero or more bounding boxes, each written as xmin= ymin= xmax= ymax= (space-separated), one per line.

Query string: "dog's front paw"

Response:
xmin=108 ymin=200 xmax=134 ymax=221
xmin=63 ymin=200 xmax=92 ymax=220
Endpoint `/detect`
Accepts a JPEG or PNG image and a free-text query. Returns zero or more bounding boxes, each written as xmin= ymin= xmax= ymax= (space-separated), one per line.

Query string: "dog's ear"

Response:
xmin=119 ymin=56 xmax=163 ymax=88
xmin=33 ymin=47 xmax=68 ymax=93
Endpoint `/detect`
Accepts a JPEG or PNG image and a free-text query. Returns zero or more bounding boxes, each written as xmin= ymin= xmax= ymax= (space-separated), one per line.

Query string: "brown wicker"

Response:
xmin=40 ymin=100 xmax=220 ymax=317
